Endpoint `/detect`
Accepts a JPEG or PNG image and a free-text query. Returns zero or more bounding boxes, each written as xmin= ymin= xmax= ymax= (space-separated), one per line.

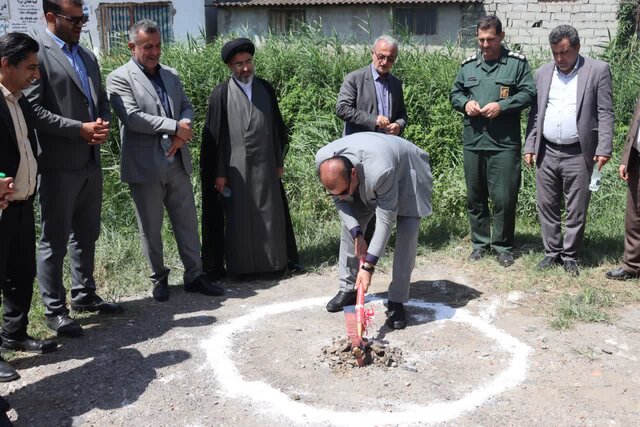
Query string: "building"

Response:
xmin=210 ymin=0 xmax=483 ymax=47
xmin=208 ymin=0 xmax=621 ymax=53
xmin=0 ymin=0 xmax=623 ymax=53
xmin=485 ymin=0 xmax=620 ymax=54
xmin=0 ymin=0 xmax=205 ymax=52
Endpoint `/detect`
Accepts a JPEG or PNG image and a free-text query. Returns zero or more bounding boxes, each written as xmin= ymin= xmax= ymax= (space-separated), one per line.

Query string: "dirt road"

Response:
xmin=4 ymin=259 xmax=639 ymax=426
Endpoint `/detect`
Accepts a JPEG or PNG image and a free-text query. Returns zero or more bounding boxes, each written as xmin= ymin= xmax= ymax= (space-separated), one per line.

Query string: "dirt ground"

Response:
xmin=2 ymin=257 xmax=639 ymax=426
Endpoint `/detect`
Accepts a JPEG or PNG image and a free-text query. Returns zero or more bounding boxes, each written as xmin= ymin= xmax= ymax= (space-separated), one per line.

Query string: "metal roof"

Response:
xmin=212 ymin=0 xmax=479 ymax=7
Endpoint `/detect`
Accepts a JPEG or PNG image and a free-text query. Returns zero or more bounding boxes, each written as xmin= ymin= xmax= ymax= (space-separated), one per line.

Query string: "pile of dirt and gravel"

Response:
xmin=318 ymin=336 xmax=404 ymax=372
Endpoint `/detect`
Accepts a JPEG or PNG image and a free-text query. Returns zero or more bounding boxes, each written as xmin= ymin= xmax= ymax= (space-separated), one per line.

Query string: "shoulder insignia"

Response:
xmin=508 ymin=51 xmax=527 ymax=61
xmin=461 ymin=54 xmax=477 ymax=66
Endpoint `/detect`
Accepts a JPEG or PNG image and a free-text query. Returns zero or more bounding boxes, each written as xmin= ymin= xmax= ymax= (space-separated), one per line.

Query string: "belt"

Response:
xmin=543 ymin=138 xmax=579 ymax=149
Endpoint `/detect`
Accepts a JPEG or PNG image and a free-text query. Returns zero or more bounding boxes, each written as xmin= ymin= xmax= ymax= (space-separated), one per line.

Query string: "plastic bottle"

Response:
xmin=0 ymin=172 xmax=5 ymax=220
xmin=589 ymin=168 xmax=602 ymax=192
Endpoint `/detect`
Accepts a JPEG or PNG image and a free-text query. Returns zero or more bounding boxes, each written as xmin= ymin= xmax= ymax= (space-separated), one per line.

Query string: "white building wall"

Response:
xmin=483 ymin=0 xmax=620 ymax=54
xmin=0 ymin=0 xmax=205 ymax=52
xmin=217 ymin=4 xmax=463 ymax=46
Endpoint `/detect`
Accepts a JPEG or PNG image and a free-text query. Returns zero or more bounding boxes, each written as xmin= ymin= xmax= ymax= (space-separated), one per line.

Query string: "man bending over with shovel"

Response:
xmin=315 ymin=132 xmax=433 ymax=329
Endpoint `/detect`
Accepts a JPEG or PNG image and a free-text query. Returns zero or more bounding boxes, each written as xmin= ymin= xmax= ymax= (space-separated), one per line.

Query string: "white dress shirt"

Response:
xmin=542 ymin=59 xmax=581 ymax=145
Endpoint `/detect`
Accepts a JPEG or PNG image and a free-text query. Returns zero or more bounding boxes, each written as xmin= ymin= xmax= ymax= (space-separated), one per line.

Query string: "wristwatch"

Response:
xmin=361 ymin=262 xmax=375 ymax=273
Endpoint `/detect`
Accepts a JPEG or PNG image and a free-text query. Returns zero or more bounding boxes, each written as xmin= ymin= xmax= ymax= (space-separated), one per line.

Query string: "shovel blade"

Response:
xmin=344 ymin=306 xmax=365 ymax=366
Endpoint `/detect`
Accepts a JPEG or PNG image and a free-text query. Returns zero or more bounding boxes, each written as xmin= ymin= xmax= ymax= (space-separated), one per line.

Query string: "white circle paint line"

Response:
xmin=202 ymin=296 xmax=532 ymax=426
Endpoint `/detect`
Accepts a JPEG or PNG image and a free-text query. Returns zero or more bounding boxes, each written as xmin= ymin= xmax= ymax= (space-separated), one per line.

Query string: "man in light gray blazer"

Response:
xmin=315 ymin=132 xmax=432 ymax=329
xmin=524 ymin=25 xmax=613 ymax=276
xmin=107 ymin=20 xmax=224 ymax=302
xmin=336 ymin=35 xmax=407 ymax=136
xmin=25 ymin=0 xmax=121 ymax=338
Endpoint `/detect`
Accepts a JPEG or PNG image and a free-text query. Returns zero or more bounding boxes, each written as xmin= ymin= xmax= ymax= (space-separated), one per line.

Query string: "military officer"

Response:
xmin=450 ymin=15 xmax=536 ymax=267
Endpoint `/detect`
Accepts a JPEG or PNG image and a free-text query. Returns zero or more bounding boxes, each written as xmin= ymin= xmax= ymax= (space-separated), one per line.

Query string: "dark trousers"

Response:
xmin=463 ymin=149 xmax=521 ymax=253
xmin=624 ymin=150 xmax=640 ymax=272
xmin=0 ymin=198 xmax=35 ymax=339
xmin=536 ymin=142 xmax=591 ymax=261
xmin=37 ymin=166 xmax=102 ymax=316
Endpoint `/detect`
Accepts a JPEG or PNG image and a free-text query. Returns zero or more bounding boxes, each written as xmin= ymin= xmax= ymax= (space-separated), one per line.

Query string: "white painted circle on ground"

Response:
xmin=202 ymin=296 xmax=531 ymax=426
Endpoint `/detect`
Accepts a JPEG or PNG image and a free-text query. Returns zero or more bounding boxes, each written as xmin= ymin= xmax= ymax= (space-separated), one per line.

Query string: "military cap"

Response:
xmin=221 ymin=38 xmax=255 ymax=63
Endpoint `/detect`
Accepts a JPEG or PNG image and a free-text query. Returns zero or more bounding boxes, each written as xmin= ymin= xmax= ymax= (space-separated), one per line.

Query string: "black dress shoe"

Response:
xmin=468 ymin=249 xmax=486 ymax=261
xmin=45 ymin=313 xmax=83 ymax=337
xmin=152 ymin=279 xmax=169 ymax=302
xmin=1 ymin=335 xmax=58 ymax=354
xmin=563 ymin=260 xmax=580 ymax=277
xmin=0 ymin=359 xmax=18 ymax=383
xmin=497 ymin=252 xmax=515 ymax=267
xmin=537 ymin=255 xmax=561 ymax=270
xmin=185 ymin=275 xmax=225 ymax=296
xmin=385 ymin=301 xmax=407 ymax=330
xmin=325 ymin=291 xmax=357 ymax=313
xmin=606 ymin=267 xmax=640 ymax=281
xmin=71 ymin=294 xmax=123 ymax=314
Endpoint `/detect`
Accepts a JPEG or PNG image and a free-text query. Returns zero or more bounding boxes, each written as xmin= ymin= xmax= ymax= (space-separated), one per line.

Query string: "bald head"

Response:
xmin=318 ymin=156 xmax=356 ymax=197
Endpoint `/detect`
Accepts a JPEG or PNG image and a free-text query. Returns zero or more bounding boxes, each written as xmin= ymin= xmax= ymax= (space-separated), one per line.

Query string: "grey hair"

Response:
xmin=373 ymin=35 xmax=398 ymax=51
xmin=549 ymin=25 xmax=580 ymax=47
xmin=129 ymin=19 xmax=160 ymax=44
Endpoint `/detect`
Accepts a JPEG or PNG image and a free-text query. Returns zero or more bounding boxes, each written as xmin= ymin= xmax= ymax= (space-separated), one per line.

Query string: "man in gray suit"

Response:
xmin=315 ymin=132 xmax=432 ymax=329
xmin=107 ymin=20 xmax=224 ymax=301
xmin=336 ymin=35 xmax=407 ymax=136
xmin=524 ymin=25 xmax=613 ymax=276
xmin=25 ymin=0 xmax=121 ymax=337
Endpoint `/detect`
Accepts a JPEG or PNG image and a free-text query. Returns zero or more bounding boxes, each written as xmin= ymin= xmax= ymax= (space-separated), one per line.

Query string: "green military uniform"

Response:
xmin=450 ymin=46 xmax=535 ymax=253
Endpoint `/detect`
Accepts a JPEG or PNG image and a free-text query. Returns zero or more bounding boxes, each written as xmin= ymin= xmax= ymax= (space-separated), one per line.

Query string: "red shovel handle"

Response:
xmin=356 ymin=258 xmax=366 ymax=337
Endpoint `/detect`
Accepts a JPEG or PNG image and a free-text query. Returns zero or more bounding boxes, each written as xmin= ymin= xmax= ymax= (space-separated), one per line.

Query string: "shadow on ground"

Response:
xmin=372 ymin=280 xmax=482 ymax=341
xmin=4 ymin=275 xmax=287 ymax=426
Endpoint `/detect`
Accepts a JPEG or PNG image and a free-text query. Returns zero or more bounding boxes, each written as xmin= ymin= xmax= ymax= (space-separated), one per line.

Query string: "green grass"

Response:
xmin=551 ymin=287 xmax=613 ymax=330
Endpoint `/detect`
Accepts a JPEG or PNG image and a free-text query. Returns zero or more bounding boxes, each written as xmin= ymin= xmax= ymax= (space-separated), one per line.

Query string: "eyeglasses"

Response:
xmin=373 ymin=51 xmax=397 ymax=63
xmin=325 ymin=171 xmax=352 ymax=197
xmin=55 ymin=13 xmax=89 ymax=26
xmin=231 ymin=58 xmax=253 ymax=70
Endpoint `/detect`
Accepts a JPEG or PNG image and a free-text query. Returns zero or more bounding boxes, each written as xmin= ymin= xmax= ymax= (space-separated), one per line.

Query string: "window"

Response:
xmin=98 ymin=2 xmax=174 ymax=51
xmin=395 ymin=7 xmax=437 ymax=36
xmin=269 ymin=9 xmax=305 ymax=34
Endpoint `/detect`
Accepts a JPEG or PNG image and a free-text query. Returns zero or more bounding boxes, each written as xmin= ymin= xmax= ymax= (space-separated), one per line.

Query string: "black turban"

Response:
xmin=221 ymin=38 xmax=255 ymax=63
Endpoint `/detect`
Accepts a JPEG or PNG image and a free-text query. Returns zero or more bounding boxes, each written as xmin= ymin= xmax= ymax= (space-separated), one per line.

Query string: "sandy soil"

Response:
xmin=2 ymin=258 xmax=639 ymax=426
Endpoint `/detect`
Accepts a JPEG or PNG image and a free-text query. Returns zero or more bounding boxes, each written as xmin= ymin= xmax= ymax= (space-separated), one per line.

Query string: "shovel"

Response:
xmin=343 ymin=260 xmax=374 ymax=367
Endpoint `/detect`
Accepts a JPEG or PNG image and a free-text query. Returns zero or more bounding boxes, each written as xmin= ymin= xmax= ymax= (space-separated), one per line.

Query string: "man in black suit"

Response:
xmin=0 ymin=32 xmax=58 ymax=383
xmin=25 ymin=0 xmax=121 ymax=338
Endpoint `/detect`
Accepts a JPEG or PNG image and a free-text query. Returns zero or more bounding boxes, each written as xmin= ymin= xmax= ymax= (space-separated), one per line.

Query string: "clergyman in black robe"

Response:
xmin=200 ymin=38 xmax=300 ymax=277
